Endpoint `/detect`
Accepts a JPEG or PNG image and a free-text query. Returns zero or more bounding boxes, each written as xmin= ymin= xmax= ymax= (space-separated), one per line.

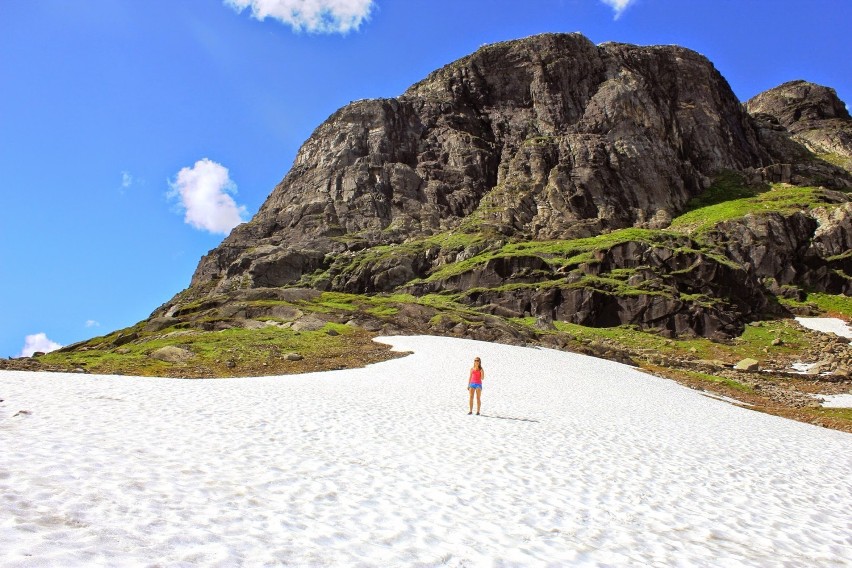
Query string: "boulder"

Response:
xmin=149 ymin=346 xmax=194 ymax=363
xmin=290 ymin=316 xmax=328 ymax=332
xmin=735 ymin=358 xmax=761 ymax=372
xmin=112 ymin=332 xmax=139 ymax=347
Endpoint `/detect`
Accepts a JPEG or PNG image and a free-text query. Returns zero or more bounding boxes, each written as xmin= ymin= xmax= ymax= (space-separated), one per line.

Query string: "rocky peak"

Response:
xmin=154 ymin=34 xmax=852 ymax=342
xmin=191 ymin=33 xmax=771 ymax=292
xmin=746 ymin=80 xmax=852 ymax=161
xmin=746 ymin=80 xmax=851 ymax=130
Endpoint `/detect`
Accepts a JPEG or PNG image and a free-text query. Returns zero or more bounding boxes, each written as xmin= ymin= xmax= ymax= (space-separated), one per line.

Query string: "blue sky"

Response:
xmin=2 ymin=0 xmax=851 ymax=358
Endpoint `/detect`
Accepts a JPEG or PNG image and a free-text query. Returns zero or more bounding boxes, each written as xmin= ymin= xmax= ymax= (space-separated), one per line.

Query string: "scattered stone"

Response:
xmin=806 ymin=363 xmax=825 ymax=376
xmin=772 ymin=338 xmax=784 ymax=346
xmin=144 ymin=317 xmax=178 ymax=333
xmin=285 ymin=353 xmax=304 ymax=361
xmin=226 ymin=360 xmax=237 ymax=369
xmin=242 ymin=320 xmax=269 ymax=330
xmin=695 ymin=359 xmax=728 ymax=369
xmin=290 ymin=316 xmax=327 ymax=332
xmin=13 ymin=410 xmax=32 ymax=417
xmin=735 ymin=358 xmax=761 ymax=371
xmin=326 ymin=329 xmax=340 ymax=336
xmin=149 ymin=346 xmax=195 ymax=363
xmin=113 ymin=332 xmax=139 ymax=347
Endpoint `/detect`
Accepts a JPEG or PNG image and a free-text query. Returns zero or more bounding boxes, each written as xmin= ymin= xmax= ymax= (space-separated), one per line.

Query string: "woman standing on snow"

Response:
xmin=467 ymin=357 xmax=484 ymax=415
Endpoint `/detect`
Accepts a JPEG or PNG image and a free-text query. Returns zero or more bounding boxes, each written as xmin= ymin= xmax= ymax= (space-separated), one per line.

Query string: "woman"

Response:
xmin=467 ymin=357 xmax=484 ymax=415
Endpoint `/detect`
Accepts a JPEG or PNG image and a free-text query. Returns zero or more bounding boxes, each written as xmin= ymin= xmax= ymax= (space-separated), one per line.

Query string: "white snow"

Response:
xmin=821 ymin=394 xmax=852 ymax=409
xmin=792 ymin=317 xmax=852 ymax=405
xmin=791 ymin=361 xmax=818 ymax=374
xmin=796 ymin=317 xmax=852 ymax=338
xmin=1 ymin=335 xmax=851 ymax=567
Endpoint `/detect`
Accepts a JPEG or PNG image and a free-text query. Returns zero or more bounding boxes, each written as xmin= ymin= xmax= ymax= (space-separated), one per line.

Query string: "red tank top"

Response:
xmin=470 ymin=368 xmax=482 ymax=385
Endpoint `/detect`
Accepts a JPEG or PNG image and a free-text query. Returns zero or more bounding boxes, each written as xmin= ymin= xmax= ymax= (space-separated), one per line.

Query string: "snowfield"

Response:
xmin=796 ymin=316 xmax=852 ymax=338
xmin=1 ymin=335 xmax=851 ymax=567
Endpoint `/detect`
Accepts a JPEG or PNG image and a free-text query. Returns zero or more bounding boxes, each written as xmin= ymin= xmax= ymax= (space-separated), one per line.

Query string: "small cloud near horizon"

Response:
xmin=168 ymin=158 xmax=247 ymax=235
xmin=600 ymin=0 xmax=636 ymax=19
xmin=85 ymin=320 xmax=101 ymax=328
xmin=225 ymin=0 xmax=374 ymax=34
xmin=18 ymin=333 xmax=62 ymax=358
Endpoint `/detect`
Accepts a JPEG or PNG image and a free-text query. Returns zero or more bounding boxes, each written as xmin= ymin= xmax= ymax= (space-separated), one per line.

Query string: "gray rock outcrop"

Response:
xmin=745 ymin=80 xmax=852 ymax=186
xmin=746 ymin=80 xmax=852 ymax=159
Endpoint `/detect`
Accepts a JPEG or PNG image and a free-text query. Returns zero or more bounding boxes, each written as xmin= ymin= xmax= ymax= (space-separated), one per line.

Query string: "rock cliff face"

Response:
xmin=745 ymin=80 xmax=852 ymax=186
xmin=158 ymin=33 xmax=851 ymax=340
xmin=190 ymin=33 xmax=769 ymax=291
xmin=746 ymin=80 xmax=852 ymax=159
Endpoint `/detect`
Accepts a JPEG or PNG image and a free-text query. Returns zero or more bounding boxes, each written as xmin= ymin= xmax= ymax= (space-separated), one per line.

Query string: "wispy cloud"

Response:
xmin=18 ymin=333 xmax=62 ymax=358
xmin=225 ymin=0 xmax=374 ymax=34
xmin=85 ymin=320 xmax=101 ymax=328
xmin=168 ymin=158 xmax=247 ymax=235
xmin=600 ymin=0 xmax=635 ymax=19
xmin=120 ymin=171 xmax=145 ymax=193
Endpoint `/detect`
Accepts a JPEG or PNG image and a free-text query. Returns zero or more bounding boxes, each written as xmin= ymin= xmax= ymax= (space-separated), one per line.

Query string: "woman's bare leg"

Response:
xmin=468 ymin=387 xmax=474 ymax=413
xmin=475 ymin=388 xmax=481 ymax=414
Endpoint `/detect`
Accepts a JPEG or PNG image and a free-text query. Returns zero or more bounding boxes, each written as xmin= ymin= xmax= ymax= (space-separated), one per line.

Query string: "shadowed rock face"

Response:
xmin=191 ymin=33 xmax=769 ymax=292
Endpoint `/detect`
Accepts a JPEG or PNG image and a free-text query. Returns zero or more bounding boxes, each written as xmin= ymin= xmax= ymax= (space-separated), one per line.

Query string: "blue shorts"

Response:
xmin=469 ymin=383 xmax=482 ymax=390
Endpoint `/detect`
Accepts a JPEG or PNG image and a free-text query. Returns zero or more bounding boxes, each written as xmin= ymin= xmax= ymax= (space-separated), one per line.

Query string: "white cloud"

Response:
xmin=600 ymin=0 xmax=636 ymax=19
xmin=85 ymin=320 xmax=101 ymax=328
xmin=168 ymin=158 xmax=247 ymax=235
xmin=226 ymin=0 xmax=374 ymax=34
xmin=121 ymin=171 xmax=133 ymax=188
xmin=19 ymin=333 xmax=62 ymax=358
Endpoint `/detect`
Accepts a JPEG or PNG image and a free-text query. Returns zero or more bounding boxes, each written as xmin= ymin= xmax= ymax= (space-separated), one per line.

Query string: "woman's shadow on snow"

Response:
xmin=478 ymin=414 xmax=539 ymax=423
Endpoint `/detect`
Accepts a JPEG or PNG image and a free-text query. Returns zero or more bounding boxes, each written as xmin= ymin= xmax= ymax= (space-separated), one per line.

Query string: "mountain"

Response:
xmin=167 ymin=33 xmax=850 ymax=339
xmin=17 ymin=34 xmax=852 ymax=414
xmin=192 ymin=33 xmax=771 ymax=292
